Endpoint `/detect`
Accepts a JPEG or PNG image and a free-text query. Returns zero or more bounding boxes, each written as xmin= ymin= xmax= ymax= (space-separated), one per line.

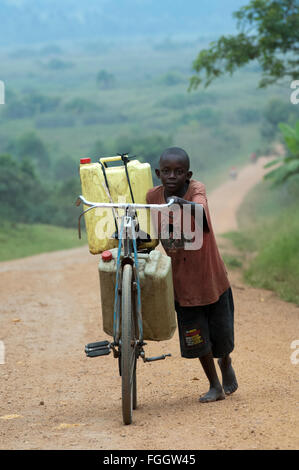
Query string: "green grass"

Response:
xmin=222 ymin=254 xmax=243 ymax=269
xmin=225 ymin=179 xmax=299 ymax=305
xmin=0 ymin=223 xmax=86 ymax=262
xmin=244 ymin=212 xmax=299 ymax=304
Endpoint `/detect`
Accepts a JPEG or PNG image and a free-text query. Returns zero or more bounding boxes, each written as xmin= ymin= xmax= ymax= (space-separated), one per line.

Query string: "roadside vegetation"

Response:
xmin=0 ymin=33 xmax=297 ymax=261
xmin=224 ymin=123 xmax=299 ymax=305
xmin=0 ymin=223 xmax=86 ymax=262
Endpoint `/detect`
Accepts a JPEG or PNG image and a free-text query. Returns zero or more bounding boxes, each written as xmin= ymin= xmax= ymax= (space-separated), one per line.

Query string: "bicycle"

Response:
xmin=76 ymin=195 xmax=174 ymax=425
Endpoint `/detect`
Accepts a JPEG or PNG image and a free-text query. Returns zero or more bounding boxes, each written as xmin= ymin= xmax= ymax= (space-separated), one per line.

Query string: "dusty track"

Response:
xmin=0 ymin=157 xmax=298 ymax=450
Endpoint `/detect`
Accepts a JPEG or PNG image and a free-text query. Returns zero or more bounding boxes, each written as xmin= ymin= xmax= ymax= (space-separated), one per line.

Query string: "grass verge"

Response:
xmin=223 ymin=178 xmax=299 ymax=305
xmin=0 ymin=223 xmax=86 ymax=262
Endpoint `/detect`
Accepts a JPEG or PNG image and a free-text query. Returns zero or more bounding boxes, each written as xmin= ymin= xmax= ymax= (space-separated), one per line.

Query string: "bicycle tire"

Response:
xmin=133 ymin=358 xmax=137 ymax=410
xmin=121 ymin=264 xmax=137 ymax=425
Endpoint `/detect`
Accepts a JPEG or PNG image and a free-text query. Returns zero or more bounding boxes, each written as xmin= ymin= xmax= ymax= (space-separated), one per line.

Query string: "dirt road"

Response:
xmin=0 ymin=158 xmax=298 ymax=450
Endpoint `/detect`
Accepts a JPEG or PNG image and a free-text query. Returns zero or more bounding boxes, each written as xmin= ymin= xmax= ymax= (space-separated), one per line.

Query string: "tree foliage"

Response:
xmin=0 ymin=154 xmax=47 ymax=223
xmin=7 ymin=131 xmax=50 ymax=171
xmin=264 ymin=120 xmax=299 ymax=184
xmin=260 ymin=97 xmax=299 ymax=138
xmin=2 ymin=91 xmax=61 ymax=119
xmin=190 ymin=0 xmax=299 ymax=89
xmin=0 ymin=153 xmax=80 ymax=227
xmin=96 ymin=69 xmax=116 ymax=89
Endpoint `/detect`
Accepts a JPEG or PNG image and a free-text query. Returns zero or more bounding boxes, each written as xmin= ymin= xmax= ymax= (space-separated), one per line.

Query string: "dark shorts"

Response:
xmin=175 ymin=287 xmax=234 ymax=359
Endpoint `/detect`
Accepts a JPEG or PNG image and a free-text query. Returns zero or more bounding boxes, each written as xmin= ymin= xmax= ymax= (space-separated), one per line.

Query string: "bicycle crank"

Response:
xmin=140 ymin=351 xmax=172 ymax=363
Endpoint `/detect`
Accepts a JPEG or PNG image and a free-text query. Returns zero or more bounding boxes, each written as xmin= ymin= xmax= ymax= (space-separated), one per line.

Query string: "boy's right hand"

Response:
xmin=167 ymin=196 xmax=186 ymax=206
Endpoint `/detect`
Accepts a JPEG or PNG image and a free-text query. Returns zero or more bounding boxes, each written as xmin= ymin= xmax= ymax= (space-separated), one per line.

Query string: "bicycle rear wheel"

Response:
xmin=121 ymin=264 xmax=137 ymax=425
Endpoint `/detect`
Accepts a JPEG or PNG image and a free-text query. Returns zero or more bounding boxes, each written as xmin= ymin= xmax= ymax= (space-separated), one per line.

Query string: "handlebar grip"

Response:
xmin=99 ymin=155 xmax=125 ymax=165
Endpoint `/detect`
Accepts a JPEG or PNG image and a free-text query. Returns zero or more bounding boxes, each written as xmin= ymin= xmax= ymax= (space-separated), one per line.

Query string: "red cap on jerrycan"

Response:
xmin=80 ymin=158 xmax=91 ymax=164
xmin=102 ymin=251 xmax=113 ymax=262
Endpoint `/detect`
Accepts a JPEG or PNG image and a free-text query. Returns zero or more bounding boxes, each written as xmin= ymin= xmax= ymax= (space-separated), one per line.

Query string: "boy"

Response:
xmin=146 ymin=147 xmax=238 ymax=402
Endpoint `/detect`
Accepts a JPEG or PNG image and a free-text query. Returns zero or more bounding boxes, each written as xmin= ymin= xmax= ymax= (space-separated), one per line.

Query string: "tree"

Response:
xmin=48 ymin=177 xmax=81 ymax=228
xmin=96 ymin=69 xmax=115 ymax=89
xmin=264 ymin=120 xmax=299 ymax=184
xmin=8 ymin=132 xmax=50 ymax=171
xmin=0 ymin=154 xmax=47 ymax=223
xmin=189 ymin=0 xmax=299 ymax=90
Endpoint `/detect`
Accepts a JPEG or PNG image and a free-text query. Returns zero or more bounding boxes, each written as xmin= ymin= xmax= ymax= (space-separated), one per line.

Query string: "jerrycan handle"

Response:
xmin=99 ymin=155 xmax=123 ymax=167
xmin=99 ymin=154 xmax=135 ymax=204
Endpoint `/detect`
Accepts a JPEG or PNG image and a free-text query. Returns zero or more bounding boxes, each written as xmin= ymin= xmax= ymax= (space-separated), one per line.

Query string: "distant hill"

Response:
xmin=0 ymin=0 xmax=247 ymax=45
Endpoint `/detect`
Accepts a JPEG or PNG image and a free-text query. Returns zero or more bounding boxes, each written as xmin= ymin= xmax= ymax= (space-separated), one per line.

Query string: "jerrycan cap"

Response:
xmin=80 ymin=157 xmax=91 ymax=164
xmin=102 ymin=250 xmax=113 ymax=262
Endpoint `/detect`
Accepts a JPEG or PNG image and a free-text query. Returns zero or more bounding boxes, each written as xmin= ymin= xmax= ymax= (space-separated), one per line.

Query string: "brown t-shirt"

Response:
xmin=146 ymin=179 xmax=230 ymax=307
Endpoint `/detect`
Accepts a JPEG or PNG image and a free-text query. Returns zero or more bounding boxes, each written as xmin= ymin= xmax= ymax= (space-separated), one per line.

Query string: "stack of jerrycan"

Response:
xmin=79 ymin=155 xmax=157 ymax=254
xmin=79 ymin=155 xmax=176 ymax=342
xmin=99 ymin=248 xmax=176 ymax=341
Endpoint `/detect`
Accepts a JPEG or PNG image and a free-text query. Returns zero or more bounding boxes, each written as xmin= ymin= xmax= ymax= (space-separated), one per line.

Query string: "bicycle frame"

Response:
xmin=113 ymin=208 xmax=143 ymax=346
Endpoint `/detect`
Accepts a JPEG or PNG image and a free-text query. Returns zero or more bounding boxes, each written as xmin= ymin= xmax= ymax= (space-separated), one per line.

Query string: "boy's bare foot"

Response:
xmin=218 ymin=356 xmax=238 ymax=395
xmin=199 ymin=386 xmax=225 ymax=403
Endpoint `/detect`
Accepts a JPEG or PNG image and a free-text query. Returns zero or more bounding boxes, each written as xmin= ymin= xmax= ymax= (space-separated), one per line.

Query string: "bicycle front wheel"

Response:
xmin=121 ymin=264 xmax=137 ymax=425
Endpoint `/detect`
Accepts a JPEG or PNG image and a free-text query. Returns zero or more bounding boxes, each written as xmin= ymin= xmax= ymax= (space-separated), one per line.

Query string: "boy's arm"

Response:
xmin=166 ymin=196 xmax=209 ymax=231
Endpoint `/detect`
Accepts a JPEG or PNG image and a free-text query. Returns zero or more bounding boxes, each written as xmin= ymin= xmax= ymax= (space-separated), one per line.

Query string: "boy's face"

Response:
xmin=155 ymin=154 xmax=192 ymax=196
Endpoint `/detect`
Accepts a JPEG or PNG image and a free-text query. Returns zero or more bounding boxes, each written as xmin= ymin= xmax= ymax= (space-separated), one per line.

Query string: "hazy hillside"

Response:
xmin=0 ymin=0 xmax=247 ymax=45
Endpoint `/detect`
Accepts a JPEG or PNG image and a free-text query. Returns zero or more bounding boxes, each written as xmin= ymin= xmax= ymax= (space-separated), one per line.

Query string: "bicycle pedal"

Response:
xmin=85 ymin=340 xmax=109 ymax=351
xmin=85 ymin=347 xmax=111 ymax=358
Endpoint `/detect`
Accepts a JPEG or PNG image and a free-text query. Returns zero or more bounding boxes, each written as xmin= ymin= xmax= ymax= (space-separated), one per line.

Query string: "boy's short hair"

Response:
xmin=160 ymin=147 xmax=190 ymax=170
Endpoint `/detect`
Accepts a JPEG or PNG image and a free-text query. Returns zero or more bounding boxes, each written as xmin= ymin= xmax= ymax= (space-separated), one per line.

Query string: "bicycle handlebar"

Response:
xmin=76 ymin=195 xmax=175 ymax=210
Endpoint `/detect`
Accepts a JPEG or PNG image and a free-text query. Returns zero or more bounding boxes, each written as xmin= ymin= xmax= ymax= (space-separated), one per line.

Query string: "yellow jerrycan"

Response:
xmin=98 ymin=248 xmax=176 ymax=341
xmin=79 ymin=155 xmax=158 ymax=254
